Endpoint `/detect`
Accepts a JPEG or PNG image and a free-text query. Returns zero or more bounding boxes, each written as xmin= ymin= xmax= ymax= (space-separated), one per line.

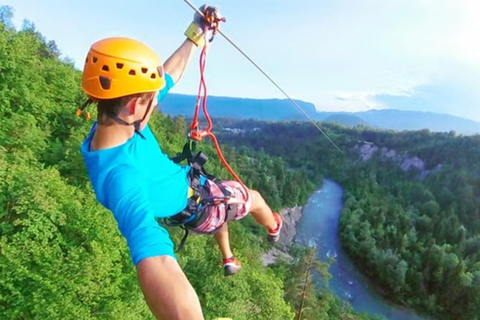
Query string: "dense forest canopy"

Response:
xmin=0 ymin=7 xmax=371 ymax=320
xmin=3 ymin=5 xmax=480 ymax=319
xmin=216 ymin=119 xmax=480 ymax=319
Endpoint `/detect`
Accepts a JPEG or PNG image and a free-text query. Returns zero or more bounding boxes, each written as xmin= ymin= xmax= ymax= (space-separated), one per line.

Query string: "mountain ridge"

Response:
xmin=160 ymin=93 xmax=480 ymax=135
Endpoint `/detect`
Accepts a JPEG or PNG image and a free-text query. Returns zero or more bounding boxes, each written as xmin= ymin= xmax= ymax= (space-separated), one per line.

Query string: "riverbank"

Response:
xmin=295 ymin=179 xmax=425 ymax=320
xmin=262 ymin=180 xmax=427 ymax=319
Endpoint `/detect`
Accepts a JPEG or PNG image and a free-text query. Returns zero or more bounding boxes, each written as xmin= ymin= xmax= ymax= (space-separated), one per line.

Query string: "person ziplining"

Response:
xmin=79 ymin=4 xmax=282 ymax=320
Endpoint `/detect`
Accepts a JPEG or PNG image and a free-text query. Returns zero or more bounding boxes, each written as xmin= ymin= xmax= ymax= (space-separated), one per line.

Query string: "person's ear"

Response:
xmin=127 ymin=98 xmax=139 ymax=115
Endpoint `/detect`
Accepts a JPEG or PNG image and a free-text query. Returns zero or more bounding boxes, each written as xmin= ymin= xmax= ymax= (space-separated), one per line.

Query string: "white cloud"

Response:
xmin=314 ymin=92 xmax=384 ymax=113
xmin=298 ymin=0 xmax=480 ymax=118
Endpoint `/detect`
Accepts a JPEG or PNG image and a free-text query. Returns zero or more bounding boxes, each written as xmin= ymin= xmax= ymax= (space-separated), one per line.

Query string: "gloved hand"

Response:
xmin=185 ymin=4 xmax=224 ymax=47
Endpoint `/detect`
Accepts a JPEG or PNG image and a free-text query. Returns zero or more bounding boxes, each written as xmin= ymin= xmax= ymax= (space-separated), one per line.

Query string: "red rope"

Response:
xmin=190 ymin=35 xmax=250 ymax=204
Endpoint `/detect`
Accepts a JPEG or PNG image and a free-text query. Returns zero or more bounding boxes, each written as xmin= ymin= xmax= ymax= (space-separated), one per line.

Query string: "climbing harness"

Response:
xmin=164 ymin=12 xmax=249 ymax=249
xmin=182 ymin=0 xmax=343 ymax=153
xmin=165 ymin=140 xmax=239 ymax=250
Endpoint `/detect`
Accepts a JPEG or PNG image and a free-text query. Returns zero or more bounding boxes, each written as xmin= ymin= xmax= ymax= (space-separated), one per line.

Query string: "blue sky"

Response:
xmin=4 ymin=0 xmax=480 ymax=121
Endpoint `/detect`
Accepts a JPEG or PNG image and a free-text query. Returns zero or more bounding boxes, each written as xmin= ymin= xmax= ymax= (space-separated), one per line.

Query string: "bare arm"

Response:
xmin=137 ymin=255 xmax=204 ymax=320
xmin=164 ymin=39 xmax=197 ymax=84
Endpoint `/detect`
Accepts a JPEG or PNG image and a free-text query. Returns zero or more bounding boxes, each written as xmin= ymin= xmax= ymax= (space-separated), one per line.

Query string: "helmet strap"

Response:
xmin=108 ymin=97 xmax=155 ymax=140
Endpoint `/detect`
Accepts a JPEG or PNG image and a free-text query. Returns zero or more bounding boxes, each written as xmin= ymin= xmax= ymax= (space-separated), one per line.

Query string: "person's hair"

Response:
xmin=96 ymin=92 xmax=155 ymax=125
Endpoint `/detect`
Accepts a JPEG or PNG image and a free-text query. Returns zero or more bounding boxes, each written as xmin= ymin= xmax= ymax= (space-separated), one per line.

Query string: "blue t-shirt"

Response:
xmin=81 ymin=74 xmax=189 ymax=265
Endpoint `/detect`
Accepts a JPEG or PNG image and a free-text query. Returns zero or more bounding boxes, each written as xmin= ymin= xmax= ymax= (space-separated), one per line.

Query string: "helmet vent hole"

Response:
xmin=92 ymin=57 xmax=98 ymax=63
xmin=141 ymin=67 xmax=148 ymax=74
xmin=129 ymin=69 xmax=136 ymax=76
xmin=150 ymin=73 xmax=156 ymax=79
xmin=99 ymin=76 xmax=111 ymax=90
xmin=102 ymin=65 xmax=109 ymax=72
xmin=116 ymin=63 xmax=124 ymax=69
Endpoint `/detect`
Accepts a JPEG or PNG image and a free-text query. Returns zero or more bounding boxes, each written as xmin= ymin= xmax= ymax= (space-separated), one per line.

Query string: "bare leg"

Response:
xmin=213 ymin=223 xmax=233 ymax=259
xmin=248 ymin=189 xmax=277 ymax=230
xmin=214 ymin=189 xmax=277 ymax=260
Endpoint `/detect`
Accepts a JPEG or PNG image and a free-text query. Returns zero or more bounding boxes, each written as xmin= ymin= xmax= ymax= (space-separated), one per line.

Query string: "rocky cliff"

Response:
xmin=261 ymin=206 xmax=303 ymax=266
xmin=354 ymin=142 xmax=442 ymax=179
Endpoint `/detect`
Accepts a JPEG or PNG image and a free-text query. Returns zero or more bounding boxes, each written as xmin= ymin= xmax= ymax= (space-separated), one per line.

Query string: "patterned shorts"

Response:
xmin=191 ymin=180 xmax=252 ymax=234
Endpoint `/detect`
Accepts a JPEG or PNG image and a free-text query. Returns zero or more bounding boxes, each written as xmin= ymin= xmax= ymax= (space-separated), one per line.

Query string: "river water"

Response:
xmin=295 ymin=179 xmax=424 ymax=320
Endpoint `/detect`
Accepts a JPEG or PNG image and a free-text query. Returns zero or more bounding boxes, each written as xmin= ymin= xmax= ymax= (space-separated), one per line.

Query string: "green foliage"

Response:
xmin=335 ymin=133 xmax=480 ymax=319
xmin=0 ymin=11 xmax=372 ymax=320
xmin=272 ymin=246 xmax=376 ymax=320
xmin=0 ymin=15 xmax=292 ymax=320
xmin=0 ymin=153 xmax=151 ymax=319
xmin=217 ymin=119 xmax=480 ymax=319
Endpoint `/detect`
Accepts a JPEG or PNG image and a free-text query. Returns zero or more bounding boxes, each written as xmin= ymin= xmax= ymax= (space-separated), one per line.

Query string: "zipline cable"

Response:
xmin=183 ymin=0 xmax=343 ymax=153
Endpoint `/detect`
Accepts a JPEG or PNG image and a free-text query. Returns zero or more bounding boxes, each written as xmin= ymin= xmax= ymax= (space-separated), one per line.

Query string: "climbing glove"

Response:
xmin=184 ymin=4 xmax=224 ymax=47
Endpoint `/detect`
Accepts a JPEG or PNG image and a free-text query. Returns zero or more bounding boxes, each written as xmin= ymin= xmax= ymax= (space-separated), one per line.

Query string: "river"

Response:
xmin=295 ymin=179 xmax=425 ymax=320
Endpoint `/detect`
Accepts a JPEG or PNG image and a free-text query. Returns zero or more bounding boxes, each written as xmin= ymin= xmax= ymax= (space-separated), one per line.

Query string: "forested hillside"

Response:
xmin=217 ymin=120 xmax=480 ymax=319
xmin=0 ymin=8 xmax=371 ymax=320
xmin=339 ymin=130 xmax=480 ymax=319
xmin=8 ymin=5 xmax=479 ymax=320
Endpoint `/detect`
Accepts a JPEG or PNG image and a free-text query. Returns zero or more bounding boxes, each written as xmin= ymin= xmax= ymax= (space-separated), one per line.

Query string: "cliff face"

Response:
xmin=354 ymin=143 xmax=442 ymax=179
xmin=261 ymin=206 xmax=303 ymax=266
xmin=278 ymin=206 xmax=303 ymax=248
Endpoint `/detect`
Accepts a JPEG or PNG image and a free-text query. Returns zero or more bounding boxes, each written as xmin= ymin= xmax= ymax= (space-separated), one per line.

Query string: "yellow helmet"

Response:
xmin=81 ymin=37 xmax=165 ymax=100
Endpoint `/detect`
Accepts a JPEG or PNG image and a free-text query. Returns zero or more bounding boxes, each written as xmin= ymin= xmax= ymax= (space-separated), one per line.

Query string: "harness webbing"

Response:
xmin=166 ymin=145 xmax=237 ymax=249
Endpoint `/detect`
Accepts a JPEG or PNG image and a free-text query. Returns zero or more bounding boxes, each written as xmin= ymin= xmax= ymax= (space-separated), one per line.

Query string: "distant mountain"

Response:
xmin=323 ymin=114 xmax=369 ymax=127
xmin=356 ymin=109 xmax=480 ymax=135
xmin=160 ymin=93 xmax=317 ymax=121
xmin=160 ymin=93 xmax=480 ymax=135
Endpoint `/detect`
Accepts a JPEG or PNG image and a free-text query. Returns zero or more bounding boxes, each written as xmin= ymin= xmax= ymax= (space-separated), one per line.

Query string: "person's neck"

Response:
xmin=90 ymin=122 xmax=136 ymax=151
